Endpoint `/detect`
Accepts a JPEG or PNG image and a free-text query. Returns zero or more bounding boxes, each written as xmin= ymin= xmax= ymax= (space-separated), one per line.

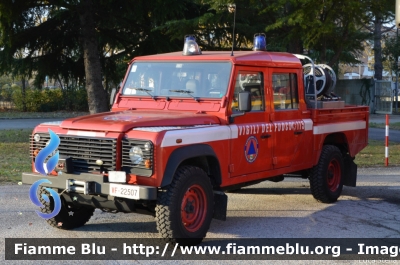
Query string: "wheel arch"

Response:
xmin=160 ymin=144 xmax=222 ymax=188
xmin=323 ymin=132 xmax=349 ymax=155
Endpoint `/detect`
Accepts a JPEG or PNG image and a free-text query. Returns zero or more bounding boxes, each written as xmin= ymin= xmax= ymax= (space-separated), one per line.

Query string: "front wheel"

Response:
xmin=310 ymin=145 xmax=344 ymax=203
xmin=155 ymin=166 xmax=214 ymax=246
xmin=39 ymin=187 xmax=95 ymax=229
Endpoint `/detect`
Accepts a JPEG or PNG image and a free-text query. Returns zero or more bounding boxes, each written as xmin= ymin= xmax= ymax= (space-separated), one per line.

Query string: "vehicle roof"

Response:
xmin=132 ymin=50 xmax=302 ymax=68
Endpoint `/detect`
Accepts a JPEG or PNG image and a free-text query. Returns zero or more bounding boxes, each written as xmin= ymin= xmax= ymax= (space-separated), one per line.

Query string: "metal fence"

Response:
xmin=374 ymin=81 xmax=393 ymax=114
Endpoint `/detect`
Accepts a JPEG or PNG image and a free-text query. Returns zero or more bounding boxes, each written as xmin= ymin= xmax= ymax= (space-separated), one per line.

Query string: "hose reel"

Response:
xmin=303 ymin=64 xmax=337 ymax=97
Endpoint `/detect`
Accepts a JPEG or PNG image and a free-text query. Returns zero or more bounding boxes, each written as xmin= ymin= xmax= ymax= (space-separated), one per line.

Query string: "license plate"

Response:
xmin=109 ymin=184 xmax=140 ymax=200
xmin=108 ymin=171 xmax=126 ymax=183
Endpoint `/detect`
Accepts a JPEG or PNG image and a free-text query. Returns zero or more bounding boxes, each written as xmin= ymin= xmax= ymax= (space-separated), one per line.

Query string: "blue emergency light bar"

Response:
xmin=183 ymin=35 xmax=202 ymax=55
xmin=253 ymin=33 xmax=267 ymax=51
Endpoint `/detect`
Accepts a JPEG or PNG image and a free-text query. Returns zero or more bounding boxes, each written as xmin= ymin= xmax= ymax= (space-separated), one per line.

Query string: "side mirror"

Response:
xmin=238 ymin=91 xmax=251 ymax=112
xmin=110 ymin=88 xmax=117 ymax=106
xmin=229 ymin=91 xmax=251 ymax=123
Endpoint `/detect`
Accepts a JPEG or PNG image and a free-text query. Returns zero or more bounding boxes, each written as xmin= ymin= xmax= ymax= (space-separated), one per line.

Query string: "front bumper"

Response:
xmin=22 ymin=172 xmax=157 ymax=200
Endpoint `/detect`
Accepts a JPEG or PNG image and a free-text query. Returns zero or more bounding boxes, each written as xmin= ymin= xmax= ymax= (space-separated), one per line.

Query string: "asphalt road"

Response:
xmin=369 ymin=127 xmax=400 ymax=142
xmin=1 ymin=167 xmax=400 ymax=264
xmin=0 ymin=118 xmax=62 ymax=130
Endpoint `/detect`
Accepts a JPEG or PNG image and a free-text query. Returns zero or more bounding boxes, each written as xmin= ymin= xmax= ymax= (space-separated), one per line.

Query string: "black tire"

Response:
xmin=155 ymin=166 xmax=214 ymax=246
xmin=310 ymin=145 xmax=344 ymax=203
xmin=39 ymin=187 xmax=95 ymax=230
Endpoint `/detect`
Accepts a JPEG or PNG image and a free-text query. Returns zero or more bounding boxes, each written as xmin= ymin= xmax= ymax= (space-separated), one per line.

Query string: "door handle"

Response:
xmin=261 ymin=134 xmax=271 ymax=139
xmin=294 ymin=131 xmax=303 ymax=135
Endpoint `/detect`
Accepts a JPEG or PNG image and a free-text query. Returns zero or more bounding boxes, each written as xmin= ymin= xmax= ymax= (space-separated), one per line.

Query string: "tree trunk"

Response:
xmin=78 ymin=0 xmax=108 ymax=114
xmin=373 ymin=15 xmax=383 ymax=80
xmin=21 ymin=76 xmax=26 ymax=112
xmin=328 ymin=22 xmax=350 ymax=68
xmin=286 ymin=38 xmax=303 ymax=54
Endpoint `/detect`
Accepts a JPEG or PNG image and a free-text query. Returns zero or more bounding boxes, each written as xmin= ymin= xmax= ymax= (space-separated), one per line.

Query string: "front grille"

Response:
xmin=121 ymin=138 xmax=153 ymax=177
xmin=31 ymin=134 xmax=117 ymax=173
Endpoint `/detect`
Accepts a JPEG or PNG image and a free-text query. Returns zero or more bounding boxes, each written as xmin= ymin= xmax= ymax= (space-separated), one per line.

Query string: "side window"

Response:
xmin=272 ymin=73 xmax=299 ymax=110
xmin=231 ymin=71 xmax=264 ymax=112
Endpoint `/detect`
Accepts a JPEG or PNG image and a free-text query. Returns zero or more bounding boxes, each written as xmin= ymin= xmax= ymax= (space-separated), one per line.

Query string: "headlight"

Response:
xmin=129 ymin=146 xmax=143 ymax=165
xmin=144 ymin=142 xmax=151 ymax=151
xmin=33 ymin=134 xmax=41 ymax=142
xmin=122 ymin=139 xmax=153 ymax=177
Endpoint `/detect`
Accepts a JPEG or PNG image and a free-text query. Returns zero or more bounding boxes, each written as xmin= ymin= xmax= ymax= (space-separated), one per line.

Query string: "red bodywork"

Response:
xmin=31 ymin=50 xmax=369 ymax=189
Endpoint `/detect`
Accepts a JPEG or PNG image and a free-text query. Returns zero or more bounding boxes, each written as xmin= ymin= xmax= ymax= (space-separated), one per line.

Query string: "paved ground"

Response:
xmin=369 ymin=114 xmax=400 ymax=142
xmin=0 ymin=118 xmax=64 ymax=130
xmin=369 ymin=113 xmax=400 ymax=124
xmin=369 ymin=127 xmax=400 ymax=142
xmin=1 ymin=167 xmax=400 ymax=264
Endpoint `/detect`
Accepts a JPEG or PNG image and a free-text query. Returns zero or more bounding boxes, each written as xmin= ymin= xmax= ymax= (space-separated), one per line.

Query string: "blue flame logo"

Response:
xmin=34 ymin=129 xmax=60 ymax=175
xmin=30 ymin=129 xmax=62 ymax=219
xmin=29 ymin=179 xmax=61 ymax=219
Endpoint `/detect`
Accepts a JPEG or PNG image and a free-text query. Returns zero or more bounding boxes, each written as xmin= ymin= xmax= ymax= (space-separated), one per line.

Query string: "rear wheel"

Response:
xmin=310 ymin=145 xmax=344 ymax=203
xmin=39 ymin=187 xmax=95 ymax=229
xmin=155 ymin=166 xmax=214 ymax=246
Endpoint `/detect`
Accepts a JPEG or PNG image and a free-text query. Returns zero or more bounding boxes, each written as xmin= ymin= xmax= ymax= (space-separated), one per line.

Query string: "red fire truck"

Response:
xmin=22 ymin=35 xmax=369 ymax=245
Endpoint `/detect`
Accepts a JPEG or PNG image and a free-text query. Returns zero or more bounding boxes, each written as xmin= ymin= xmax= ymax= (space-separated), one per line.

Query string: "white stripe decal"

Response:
xmin=133 ymin=125 xmax=215 ymax=133
xmin=230 ymin=124 xmax=239 ymax=138
xmin=313 ymin=121 xmax=366 ymax=135
xmin=40 ymin=121 xmax=62 ymax=126
xmin=161 ymin=126 xmax=237 ymax=147
xmin=67 ymin=130 xmax=106 ymax=137
xmin=303 ymin=119 xmax=313 ymax=131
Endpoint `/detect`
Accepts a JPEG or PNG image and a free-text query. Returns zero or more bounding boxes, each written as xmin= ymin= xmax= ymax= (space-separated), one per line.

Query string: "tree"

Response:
xmin=0 ymin=0 xmax=187 ymax=113
xmin=263 ymin=0 xmax=369 ymax=68
xmin=361 ymin=0 xmax=395 ymax=80
xmin=383 ymin=32 xmax=400 ymax=79
xmin=161 ymin=0 xmax=287 ymax=52
xmin=78 ymin=0 xmax=108 ymax=113
xmin=161 ymin=0 xmax=371 ymax=71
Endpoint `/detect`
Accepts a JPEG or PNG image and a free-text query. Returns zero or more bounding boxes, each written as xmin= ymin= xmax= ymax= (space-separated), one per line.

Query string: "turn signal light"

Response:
xmin=33 ymin=149 xmax=39 ymax=157
xmin=144 ymin=159 xmax=152 ymax=169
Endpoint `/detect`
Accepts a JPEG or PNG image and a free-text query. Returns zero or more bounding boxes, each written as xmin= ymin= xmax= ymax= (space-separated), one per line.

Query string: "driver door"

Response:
xmin=229 ymin=67 xmax=273 ymax=178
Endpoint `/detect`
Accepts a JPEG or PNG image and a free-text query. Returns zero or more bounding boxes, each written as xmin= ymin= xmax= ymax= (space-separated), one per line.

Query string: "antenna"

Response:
xmin=228 ymin=3 xmax=236 ymax=56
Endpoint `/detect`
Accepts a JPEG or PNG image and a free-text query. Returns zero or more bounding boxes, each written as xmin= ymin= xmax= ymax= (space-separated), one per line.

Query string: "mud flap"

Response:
xmin=213 ymin=190 xmax=227 ymax=221
xmin=343 ymin=155 xmax=357 ymax=187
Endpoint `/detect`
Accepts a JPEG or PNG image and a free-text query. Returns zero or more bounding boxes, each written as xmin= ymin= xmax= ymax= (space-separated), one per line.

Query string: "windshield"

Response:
xmin=122 ymin=62 xmax=232 ymax=99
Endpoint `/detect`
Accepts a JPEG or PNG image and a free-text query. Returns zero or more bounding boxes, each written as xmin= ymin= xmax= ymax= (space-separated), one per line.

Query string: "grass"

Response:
xmin=0 ymin=129 xmax=32 ymax=184
xmin=369 ymin=122 xmax=400 ymax=130
xmin=0 ymin=110 xmax=89 ymax=119
xmin=0 ymin=128 xmax=398 ymax=184
xmin=354 ymin=140 xmax=400 ymax=167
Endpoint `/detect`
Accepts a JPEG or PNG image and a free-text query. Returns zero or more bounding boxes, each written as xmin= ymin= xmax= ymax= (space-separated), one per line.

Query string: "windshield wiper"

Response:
xmin=169 ymin=89 xmax=200 ymax=102
xmin=132 ymin=88 xmax=157 ymax=100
